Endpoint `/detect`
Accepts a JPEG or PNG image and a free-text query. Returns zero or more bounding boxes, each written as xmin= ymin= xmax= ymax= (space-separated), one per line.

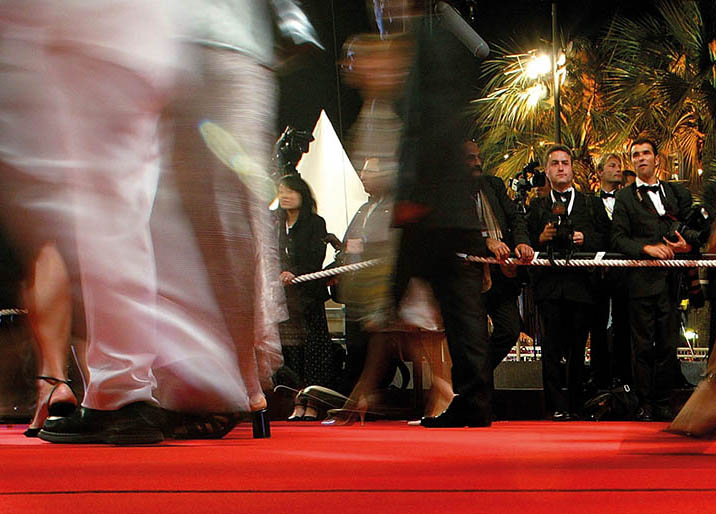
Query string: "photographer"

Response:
xmin=590 ymin=154 xmax=631 ymax=389
xmin=611 ymin=137 xmax=701 ymax=421
xmin=527 ymin=145 xmax=603 ymax=420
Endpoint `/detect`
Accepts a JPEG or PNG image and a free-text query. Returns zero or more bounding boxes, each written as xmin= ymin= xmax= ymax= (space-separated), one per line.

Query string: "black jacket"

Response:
xmin=474 ymin=174 xmax=530 ymax=297
xmin=473 ymin=174 xmax=530 ymax=249
xmin=611 ymin=181 xmax=699 ymax=299
xmin=527 ymin=190 xmax=603 ymax=303
xmin=279 ymin=212 xmax=329 ymax=309
xmin=394 ymin=19 xmax=480 ymax=232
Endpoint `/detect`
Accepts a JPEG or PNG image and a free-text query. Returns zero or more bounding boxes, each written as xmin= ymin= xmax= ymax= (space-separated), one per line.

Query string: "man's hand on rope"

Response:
xmin=514 ymin=243 xmax=534 ymax=263
xmin=280 ymin=271 xmax=296 ymax=286
xmin=486 ymin=237 xmax=510 ymax=260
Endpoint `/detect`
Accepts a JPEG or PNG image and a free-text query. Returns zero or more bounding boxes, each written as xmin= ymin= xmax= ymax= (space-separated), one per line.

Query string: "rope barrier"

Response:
xmin=290 ymin=258 xmax=386 ymax=284
xmin=0 ymin=308 xmax=27 ymax=316
xmin=456 ymin=252 xmax=716 ymax=268
xmin=289 ymin=252 xmax=716 ymax=284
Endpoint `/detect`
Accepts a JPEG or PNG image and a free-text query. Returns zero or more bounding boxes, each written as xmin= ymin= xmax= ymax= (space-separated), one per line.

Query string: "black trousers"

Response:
xmin=486 ymin=287 xmax=522 ymax=371
xmin=590 ymin=278 xmax=631 ymax=388
xmin=394 ymin=227 xmax=490 ymax=412
xmin=628 ymin=290 xmax=680 ymax=405
xmin=538 ymin=299 xmax=591 ymax=413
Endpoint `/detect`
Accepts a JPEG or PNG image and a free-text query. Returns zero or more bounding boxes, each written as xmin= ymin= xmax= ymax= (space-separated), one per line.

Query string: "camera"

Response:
xmin=665 ymin=204 xmax=711 ymax=246
xmin=509 ymin=160 xmax=546 ymax=212
xmin=274 ymin=126 xmax=315 ymax=177
xmin=548 ymin=201 xmax=575 ymax=249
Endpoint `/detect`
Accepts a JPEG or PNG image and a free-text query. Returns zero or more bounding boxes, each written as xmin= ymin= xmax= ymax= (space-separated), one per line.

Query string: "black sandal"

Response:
xmin=24 ymin=376 xmax=77 ymax=438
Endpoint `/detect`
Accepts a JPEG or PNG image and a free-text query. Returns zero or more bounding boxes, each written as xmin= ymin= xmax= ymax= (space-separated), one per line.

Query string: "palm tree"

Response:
xmin=600 ymin=0 xmax=716 ymax=189
xmin=469 ymin=37 xmax=623 ymax=193
xmin=470 ymin=0 xmax=716 ymax=193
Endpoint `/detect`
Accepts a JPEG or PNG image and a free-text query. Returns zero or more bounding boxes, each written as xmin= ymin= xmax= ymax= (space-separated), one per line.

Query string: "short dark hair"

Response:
xmin=623 ymin=169 xmax=636 ymax=177
xmin=278 ymin=174 xmax=317 ymax=221
xmin=629 ymin=137 xmax=658 ymax=156
xmin=544 ymin=144 xmax=573 ymax=165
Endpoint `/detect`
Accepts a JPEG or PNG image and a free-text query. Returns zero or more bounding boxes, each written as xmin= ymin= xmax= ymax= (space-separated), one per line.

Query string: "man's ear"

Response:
xmin=655 ymin=154 xmax=660 ymax=169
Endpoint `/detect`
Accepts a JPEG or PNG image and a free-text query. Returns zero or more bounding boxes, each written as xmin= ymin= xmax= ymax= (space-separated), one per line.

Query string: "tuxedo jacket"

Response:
xmin=592 ymin=190 xmax=628 ymax=291
xmin=701 ymin=180 xmax=716 ymax=299
xmin=527 ymin=190 xmax=604 ymax=304
xmin=611 ymin=181 xmax=699 ymax=299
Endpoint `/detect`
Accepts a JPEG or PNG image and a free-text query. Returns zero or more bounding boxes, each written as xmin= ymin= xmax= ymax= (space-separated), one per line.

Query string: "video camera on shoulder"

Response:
xmin=509 ymin=160 xmax=546 ymax=212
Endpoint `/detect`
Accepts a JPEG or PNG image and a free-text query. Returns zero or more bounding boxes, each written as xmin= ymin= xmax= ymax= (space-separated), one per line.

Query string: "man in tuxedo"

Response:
xmin=590 ymin=153 xmax=631 ymax=389
xmin=527 ymin=145 xmax=603 ymax=420
xmin=611 ymin=137 xmax=700 ymax=421
xmin=393 ymin=17 xmax=491 ymax=428
xmin=464 ymin=140 xmax=534 ymax=370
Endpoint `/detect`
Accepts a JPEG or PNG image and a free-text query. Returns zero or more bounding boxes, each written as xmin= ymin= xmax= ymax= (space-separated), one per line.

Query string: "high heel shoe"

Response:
xmin=24 ymin=376 xmax=77 ymax=438
xmin=322 ymin=397 xmax=374 ymax=426
xmin=288 ymin=396 xmax=306 ymax=421
xmin=252 ymin=409 xmax=270 ymax=439
xmin=301 ymin=405 xmax=318 ymax=422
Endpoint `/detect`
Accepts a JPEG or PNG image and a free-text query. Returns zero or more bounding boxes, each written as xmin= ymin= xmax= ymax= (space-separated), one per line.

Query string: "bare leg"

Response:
xmin=23 ymin=243 xmax=75 ymax=430
xmin=402 ymin=332 xmax=454 ymax=417
xmin=345 ymin=332 xmax=397 ymax=413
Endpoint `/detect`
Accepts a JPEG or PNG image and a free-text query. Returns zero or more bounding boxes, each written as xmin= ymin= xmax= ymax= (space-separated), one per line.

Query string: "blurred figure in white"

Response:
xmin=0 ymin=0 xmax=180 ymax=444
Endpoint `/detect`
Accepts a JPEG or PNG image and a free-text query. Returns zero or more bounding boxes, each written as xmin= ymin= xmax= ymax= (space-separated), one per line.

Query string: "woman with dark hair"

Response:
xmin=277 ymin=174 xmax=334 ymax=420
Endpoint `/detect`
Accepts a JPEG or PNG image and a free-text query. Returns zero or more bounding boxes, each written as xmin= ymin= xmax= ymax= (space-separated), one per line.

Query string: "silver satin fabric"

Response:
xmin=0 ymin=0 xmax=284 ymax=413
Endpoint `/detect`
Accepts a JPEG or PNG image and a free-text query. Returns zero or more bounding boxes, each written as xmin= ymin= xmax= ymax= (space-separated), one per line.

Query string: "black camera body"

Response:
xmin=274 ymin=126 xmax=315 ymax=177
xmin=664 ymin=204 xmax=711 ymax=246
xmin=548 ymin=200 xmax=575 ymax=251
xmin=509 ymin=160 xmax=546 ymax=212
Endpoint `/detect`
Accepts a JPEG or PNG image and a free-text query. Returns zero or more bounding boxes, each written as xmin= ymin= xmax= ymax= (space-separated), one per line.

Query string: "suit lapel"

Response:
xmin=633 ymin=183 xmax=659 ymax=216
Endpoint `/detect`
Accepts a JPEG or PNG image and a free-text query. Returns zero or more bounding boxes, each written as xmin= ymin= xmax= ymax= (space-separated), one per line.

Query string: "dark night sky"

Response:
xmin=278 ymin=0 xmax=657 ymax=142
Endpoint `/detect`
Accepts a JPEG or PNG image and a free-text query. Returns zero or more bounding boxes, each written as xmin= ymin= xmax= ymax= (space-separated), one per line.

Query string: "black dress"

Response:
xmin=278 ymin=212 xmax=335 ymax=389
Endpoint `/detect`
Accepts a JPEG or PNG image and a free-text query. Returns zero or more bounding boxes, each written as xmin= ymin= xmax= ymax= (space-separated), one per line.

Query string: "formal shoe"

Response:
xmin=636 ymin=404 xmax=654 ymax=422
xmin=24 ymin=376 xmax=77 ymax=438
xmin=551 ymin=409 xmax=573 ymax=422
xmin=420 ymin=399 xmax=491 ymax=428
xmin=39 ymin=402 xmax=166 ymax=445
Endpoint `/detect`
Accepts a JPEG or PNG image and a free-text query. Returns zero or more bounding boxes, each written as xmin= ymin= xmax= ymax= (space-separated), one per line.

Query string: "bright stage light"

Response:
xmin=525 ymin=54 xmax=551 ymax=79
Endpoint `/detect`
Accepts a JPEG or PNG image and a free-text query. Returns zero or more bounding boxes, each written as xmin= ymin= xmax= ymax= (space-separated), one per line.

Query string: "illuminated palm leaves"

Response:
xmin=472 ymin=0 xmax=716 ymax=190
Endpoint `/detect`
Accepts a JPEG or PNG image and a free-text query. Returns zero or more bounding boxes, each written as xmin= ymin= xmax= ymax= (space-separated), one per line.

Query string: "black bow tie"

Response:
xmin=638 ymin=184 xmax=660 ymax=194
xmin=600 ymin=190 xmax=615 ymax=199
xmin=554 ymin=190 xmax=572 ymax=202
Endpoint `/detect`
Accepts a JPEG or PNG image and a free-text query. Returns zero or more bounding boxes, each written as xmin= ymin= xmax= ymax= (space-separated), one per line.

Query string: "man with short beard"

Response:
xmin=465 ymin=140 xmax=533 ymax=371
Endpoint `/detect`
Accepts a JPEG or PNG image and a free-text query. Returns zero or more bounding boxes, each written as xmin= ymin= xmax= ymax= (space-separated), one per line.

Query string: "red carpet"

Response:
xmin=2 ymin=421 xmax=716 ymax=513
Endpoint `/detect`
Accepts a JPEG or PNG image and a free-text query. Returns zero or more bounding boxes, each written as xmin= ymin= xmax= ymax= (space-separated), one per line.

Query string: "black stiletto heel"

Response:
xmin=252 ymin=409 xmax=270 ymax=439
xmin=24 ymin=376 xmax=77 ymax=438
